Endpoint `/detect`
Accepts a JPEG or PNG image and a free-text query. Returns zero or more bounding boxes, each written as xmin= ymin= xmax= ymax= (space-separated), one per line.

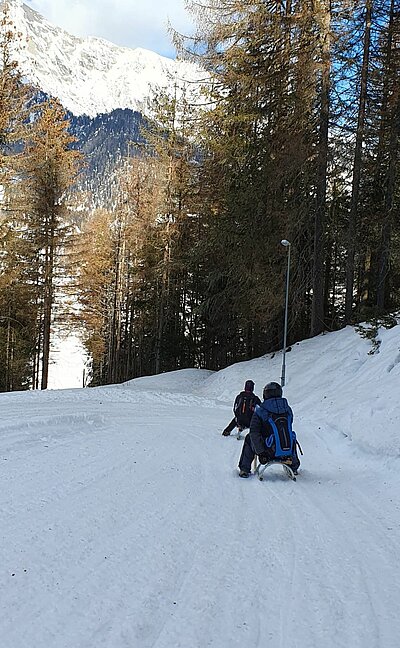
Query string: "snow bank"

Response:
xmin=121 ymin=368 xmax=213 ymax=394
xmin=195 ymin=322 xmax=400 ymax=458
xmin=48 ymin=321 xmax=400 ymax=458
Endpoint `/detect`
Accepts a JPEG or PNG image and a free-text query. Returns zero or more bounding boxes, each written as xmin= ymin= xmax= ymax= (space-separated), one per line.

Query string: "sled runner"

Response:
xmin=255 ymin=459 xmax=297 ymax=482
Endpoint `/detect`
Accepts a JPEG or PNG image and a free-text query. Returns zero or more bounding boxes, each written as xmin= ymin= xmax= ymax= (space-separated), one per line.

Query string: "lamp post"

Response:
xmin=280 ymin=239 xmax=291 ymax=387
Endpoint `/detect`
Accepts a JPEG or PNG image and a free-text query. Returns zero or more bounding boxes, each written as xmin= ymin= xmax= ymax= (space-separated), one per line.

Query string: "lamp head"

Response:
xmin=281 ymin=239 xmax=291 ymax=247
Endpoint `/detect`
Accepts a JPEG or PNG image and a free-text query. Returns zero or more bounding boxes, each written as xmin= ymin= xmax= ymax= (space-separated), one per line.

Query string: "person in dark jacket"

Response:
xmin=222 ymin=380 xmax=261 ymax=436
xmin=238 ymin=381 xmax=300 ymax=477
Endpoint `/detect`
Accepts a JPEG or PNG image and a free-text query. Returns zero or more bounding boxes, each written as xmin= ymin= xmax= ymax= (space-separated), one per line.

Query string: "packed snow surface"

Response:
xmin=7 ymin=0 xmax=203 ymax=116
xmin=2 ymin=323 xmax=400 ymax=647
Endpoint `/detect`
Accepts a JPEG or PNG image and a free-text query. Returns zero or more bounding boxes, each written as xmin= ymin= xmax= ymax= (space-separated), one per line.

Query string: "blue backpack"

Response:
xmin=265 ymin=411 xmax=296 ymax=459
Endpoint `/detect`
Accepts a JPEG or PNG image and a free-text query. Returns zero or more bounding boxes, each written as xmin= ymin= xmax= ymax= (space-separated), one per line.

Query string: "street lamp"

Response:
xmin=280 ymin=239 xmax=291 ymax=387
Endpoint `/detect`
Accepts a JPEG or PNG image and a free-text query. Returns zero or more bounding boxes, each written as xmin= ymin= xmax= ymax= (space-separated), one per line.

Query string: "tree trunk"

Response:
xmin=41 ymin=213 xmax=55 ymax=390
xmin=376 ymin=0 xmax=399 ymax=310
xmin=155 ymin=228 xmax=170 ymax=374
xmin=310 ymin=0 xmax=331 ymax=337
xmin=345 ymin=0 xmax=372 ymax=323
xmin=5 ymin=307 xmax=11 ymax=391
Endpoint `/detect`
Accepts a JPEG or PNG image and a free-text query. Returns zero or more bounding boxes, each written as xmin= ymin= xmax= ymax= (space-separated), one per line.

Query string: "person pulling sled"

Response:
xmin=238 ymin=381 xmax=301 ymax=478
xmin=222 ymin=380 xmax=261 ymax=439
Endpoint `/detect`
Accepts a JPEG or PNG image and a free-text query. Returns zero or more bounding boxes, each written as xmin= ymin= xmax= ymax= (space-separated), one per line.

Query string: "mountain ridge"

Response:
xmin=6 ymin=0 xmax=201 ymax=117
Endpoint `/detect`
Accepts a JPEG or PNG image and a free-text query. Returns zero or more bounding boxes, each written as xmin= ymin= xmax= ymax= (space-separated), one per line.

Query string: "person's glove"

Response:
xmin=258 ymin=452 xmax=269 ymax=465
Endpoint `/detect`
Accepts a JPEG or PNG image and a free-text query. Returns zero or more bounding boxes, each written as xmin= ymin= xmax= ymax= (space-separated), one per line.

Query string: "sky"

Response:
xmin=26 ymin=0 xmax=195 ymax=58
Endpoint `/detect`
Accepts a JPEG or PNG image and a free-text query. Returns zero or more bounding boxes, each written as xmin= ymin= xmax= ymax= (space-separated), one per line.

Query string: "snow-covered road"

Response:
xmin=2 ymin=325 xmax=400 ymax=647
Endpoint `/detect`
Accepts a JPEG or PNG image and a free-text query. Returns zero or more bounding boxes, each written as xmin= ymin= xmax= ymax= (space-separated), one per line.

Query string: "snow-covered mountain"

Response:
xmin=6 ymin=0 xmax=201 ymax=117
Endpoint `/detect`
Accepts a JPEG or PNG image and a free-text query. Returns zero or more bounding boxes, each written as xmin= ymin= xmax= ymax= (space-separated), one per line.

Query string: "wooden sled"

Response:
xmin=255 ymin=459 xmax=297 ymax=482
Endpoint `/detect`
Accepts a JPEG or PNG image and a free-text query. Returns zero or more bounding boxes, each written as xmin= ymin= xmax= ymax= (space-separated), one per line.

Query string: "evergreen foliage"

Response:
xmin=0 ymin=6 xmax=81 ymax=390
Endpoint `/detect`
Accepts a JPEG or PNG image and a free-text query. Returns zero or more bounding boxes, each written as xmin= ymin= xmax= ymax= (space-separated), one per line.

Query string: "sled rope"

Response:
xmin=296 ymin=440 xmax=303 ymax=455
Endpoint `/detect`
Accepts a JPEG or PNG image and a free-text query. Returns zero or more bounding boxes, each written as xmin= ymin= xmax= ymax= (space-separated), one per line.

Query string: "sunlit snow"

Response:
xmin=1 ymin=322 xmax=400 ymax=647
xmin=48 ymin=333 xmax=87 ymax=390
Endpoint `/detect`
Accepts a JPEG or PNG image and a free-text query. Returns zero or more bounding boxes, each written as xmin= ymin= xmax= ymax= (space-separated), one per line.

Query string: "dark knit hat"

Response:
xmin=244 ymin=380 xmax=255 ymax=392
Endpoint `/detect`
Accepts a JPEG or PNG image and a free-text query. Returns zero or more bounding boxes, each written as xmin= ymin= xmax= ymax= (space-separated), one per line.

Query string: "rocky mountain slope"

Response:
xmin=7 ymin=0 xmax=200 ymax=117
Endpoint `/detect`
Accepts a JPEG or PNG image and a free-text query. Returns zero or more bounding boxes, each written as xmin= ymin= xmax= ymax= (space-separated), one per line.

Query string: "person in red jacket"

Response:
xmin=222 ymin=380 xmax=261 ymax=436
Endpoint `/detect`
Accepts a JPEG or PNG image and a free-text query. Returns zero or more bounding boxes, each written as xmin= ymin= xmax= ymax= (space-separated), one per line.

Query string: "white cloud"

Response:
xmin=26 ymin=0 xmax=195 ymax=58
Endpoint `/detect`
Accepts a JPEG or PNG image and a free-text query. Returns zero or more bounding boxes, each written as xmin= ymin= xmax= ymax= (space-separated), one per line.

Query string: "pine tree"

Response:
xmin=174 ymin=0 xmax=322 ymax=363
xmin=145 ymin=86 xmax=201 ymax=373
xmin=374 ymin=0 xmax=399 ymax=311
xmin=0 ymin=5 xmax=36 ymax=391
xmin=24 ymin=98 xmax=81 ymax=389
xmin=344 ymin=0 xmax=373 ymax=323
xmin=310 ymin=0 xmax=332 ymax=337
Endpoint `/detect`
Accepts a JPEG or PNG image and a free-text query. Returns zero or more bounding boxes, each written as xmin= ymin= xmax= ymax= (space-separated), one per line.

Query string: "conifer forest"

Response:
xmin=0 ymin=0 xmax=399 ymax=390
